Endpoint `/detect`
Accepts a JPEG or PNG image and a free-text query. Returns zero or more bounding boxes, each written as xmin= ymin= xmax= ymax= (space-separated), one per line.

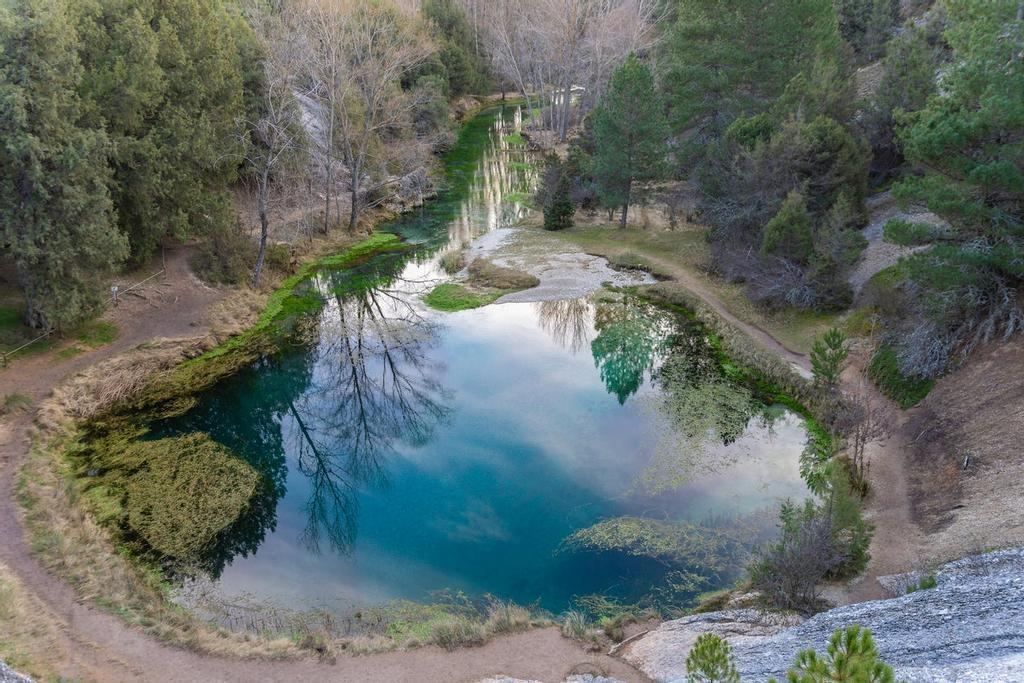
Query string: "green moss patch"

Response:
xmin=122 ymin=434 xmax=259 ymax=560
xmin=425 ymin=260 xmax=539 ymax=312
xmin=75 ymin=321 xmax=119 ymax=348
xmin=0 ymin=307 xmax=20 ymax=330
xmin=56 ymin=346 xmax=86 ymax=361
xmin=424 ymin=284 xmax=500 ymax=312
xmin=867 ymin=345 xmax=934 ymax=408
xmin=504 ymin=132 xmax=527 ymax=146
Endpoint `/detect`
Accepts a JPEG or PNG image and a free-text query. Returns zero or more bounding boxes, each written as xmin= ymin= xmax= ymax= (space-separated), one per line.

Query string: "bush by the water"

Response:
xmin=749 ymin=465 xmax=872 ymax=613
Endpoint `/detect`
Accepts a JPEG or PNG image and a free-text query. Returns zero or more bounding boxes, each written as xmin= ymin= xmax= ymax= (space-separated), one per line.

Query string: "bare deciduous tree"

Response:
xmin=294 ymin=0 xmax=433 ymax=234
xmin=478 ymin=0 xmax=665 ymax=141
xmin=241 ymin=1 xmax=307 ymax=285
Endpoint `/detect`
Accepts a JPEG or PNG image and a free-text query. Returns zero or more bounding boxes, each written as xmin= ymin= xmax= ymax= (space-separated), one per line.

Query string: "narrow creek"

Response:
xmin=144 ymin=106 xmax=811 ymax=619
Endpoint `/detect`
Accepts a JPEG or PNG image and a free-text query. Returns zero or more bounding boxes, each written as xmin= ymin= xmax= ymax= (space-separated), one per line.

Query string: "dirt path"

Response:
xmin=0 ymin=246 xmax=647 ymax=683
xmin=0 ymin=230 xmax=929 ymax=681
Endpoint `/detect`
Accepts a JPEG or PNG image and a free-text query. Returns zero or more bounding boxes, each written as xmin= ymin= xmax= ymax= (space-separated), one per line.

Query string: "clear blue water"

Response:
xmin=153 ymin=106 xmax=810 ymax=615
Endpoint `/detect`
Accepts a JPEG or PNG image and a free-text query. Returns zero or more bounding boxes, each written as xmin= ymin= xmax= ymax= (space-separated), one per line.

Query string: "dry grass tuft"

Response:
xmin=485 ymin=600 xmax=532 ymax=634
xmin=466 ymin=259 xmax=540 ymax=291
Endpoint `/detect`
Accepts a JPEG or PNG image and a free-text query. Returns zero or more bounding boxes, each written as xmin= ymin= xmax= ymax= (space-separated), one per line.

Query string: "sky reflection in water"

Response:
xmin=158 ymin=106 xmax=809 ymax=614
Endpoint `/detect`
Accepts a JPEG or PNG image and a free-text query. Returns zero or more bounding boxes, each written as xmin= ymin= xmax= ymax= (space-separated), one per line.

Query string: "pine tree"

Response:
xmin=541 ymin=161 xmax=575 ymax=231
xmin=71 ymin=0 xmax=250 ymax=262
xmin=810 ymin=328 xmax=849 ymax=390
xmin=777 ymin=625 xmax=895 ymax=683
xmin=686 ymin=633 xmax=740 ymax=683
xmin=592 ymin=55 xmax=668 ymax=228
xmin=0 ymin=0 xmax=128 ymax=330
xmin=885 ymin=0 xmax=1024 ymax=377
xmin=662 ymin=0 xmax=842 ymax=143
xmin=762 ymin=191 xmax=815 ymax=264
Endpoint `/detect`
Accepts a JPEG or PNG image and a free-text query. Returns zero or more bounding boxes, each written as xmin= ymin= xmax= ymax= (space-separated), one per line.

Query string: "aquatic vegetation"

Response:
xmin=78 ymin=432 xmax=261 ymax=564
xmin=562 ymin=517 xmax=751 ymax=571
xmin=425 ymin=260 xmax=539 ymax=311
xmin=559 ymin=516 xmax=763 ymax=610
xmin=121 ymin=435 xmax=260 ymax=561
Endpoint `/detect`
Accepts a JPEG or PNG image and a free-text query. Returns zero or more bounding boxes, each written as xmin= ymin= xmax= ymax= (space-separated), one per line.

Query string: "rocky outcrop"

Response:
xmin=621 ymin=548 xmax=1024 ymax=682
xmin=0 ymin=661 xmax=31 ymax=683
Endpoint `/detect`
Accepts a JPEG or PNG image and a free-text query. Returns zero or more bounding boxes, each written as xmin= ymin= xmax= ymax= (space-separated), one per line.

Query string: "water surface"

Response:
xmin=156 ymin=106 xmax=810 ymax=615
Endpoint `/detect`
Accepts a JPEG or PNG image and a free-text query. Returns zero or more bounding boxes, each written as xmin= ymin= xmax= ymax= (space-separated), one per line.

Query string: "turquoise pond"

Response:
xmin=152 ymin=106 xmax=811 ymax=615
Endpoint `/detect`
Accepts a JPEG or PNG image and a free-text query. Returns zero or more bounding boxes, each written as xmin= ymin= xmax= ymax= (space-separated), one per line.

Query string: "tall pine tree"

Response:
xmin=592 ymin=56 xmax=668 ymax=228
xmin=885 ymin=0 xmax=1024 ymax=377
xmin=661 ymin=0 xmax=842 ymax=148
xmin=0 ymin=0 xmax=127 ymax=330
xmin=71 ymin=0 xmax=251 ymax=262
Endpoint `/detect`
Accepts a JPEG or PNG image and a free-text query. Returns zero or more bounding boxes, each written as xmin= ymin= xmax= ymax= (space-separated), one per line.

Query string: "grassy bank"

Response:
xmin=14 ymin=232 xmax=422 ymax=658
xmin=549 ymin=224 xmax=843 ymax=355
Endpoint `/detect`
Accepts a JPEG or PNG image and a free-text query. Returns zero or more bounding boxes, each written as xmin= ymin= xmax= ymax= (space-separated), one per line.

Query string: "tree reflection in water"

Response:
xmin=534 ymin=298 xmax=595 ymax=354
xmin=590 ymin=295 xmax=673 ymax=404
xmin=285 ymin=270 xmax=451 ymax=554
xmin=533 ymin=293 xmax=774 ymax=495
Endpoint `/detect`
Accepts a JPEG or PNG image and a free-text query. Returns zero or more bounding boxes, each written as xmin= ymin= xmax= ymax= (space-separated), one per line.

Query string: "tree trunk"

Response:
xmin=323 ymin=112 xmax=335 ymax=234
xmin=559 ymin=83 xmax=571 ymax=142
xmin=620 ymin=181 xmax=631 ymax=229
xmin=348 ymin=173 xmax=360 ymax=234
xmin=15 ymin=263 xmax=45 ymax=330
xmin=323 ymin=158 xmax=332 ymax=235
xmin=252 ymin=174 xmax=270 ymax=287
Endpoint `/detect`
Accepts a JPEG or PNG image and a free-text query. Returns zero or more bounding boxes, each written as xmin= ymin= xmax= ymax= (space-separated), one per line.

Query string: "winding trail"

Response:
xmin=0 ymin=231 xmax=923 ymax=681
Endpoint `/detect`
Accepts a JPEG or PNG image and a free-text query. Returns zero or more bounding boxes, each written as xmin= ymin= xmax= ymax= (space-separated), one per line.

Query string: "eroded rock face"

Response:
xmin=622 ymin=548 xmax=1024 ymax=682
xmin=0 ymin=660 xmax=32 ymax=683
xmin=619 ymin=610 xmax=803 ymax=682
